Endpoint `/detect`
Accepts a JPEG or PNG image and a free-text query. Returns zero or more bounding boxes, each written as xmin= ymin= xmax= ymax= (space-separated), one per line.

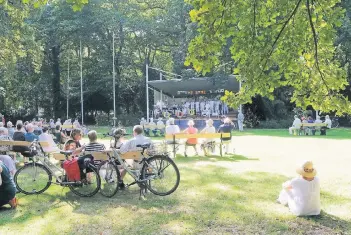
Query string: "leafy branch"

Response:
xmin=306 ymin=0 xmax=331 ymax=93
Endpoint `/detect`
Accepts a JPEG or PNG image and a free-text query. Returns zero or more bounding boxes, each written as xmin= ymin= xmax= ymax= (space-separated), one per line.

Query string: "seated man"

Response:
xmin=84 ymin=130 xmax=106 ymax=152
xmin=289 ymin=116 xmax=302 ymax=135
xmin=13 ymin=123 xmax=31 ymax=164
xmin=120 ymin=125 xmax=151 ymax=155
xmin=277 ymin=161 xmax=320 ymax=216
xmin=218 ymin=118 xmax=234 ymax=154
xmin=0 ymin=161 xmax=17 ymax=209
xmin=24 ymin=124 xmax=38 ymax=142
xmin=119 ymin=125 xmax=151 ymax=188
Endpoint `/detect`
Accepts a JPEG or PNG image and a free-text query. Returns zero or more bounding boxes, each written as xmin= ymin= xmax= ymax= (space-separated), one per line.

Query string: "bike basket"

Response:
xmin=146 ymin=142 xmax=168 ymax=156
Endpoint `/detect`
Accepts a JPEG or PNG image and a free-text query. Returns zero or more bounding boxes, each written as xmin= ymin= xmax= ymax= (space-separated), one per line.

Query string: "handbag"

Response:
xmin=63 ymin=157 xmax=81 ymax=181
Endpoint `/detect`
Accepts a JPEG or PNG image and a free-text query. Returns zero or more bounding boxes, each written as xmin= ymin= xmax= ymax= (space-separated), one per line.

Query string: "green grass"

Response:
xmin=232 ymin=128 xmax=351 ymax=140
xmin=1 ymin=155 xmax=350 ymax=235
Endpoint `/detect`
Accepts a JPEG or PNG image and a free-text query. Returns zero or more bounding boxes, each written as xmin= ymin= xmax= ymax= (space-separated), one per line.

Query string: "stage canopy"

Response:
xmin=148 ymin=75 xmax=240 ymax=98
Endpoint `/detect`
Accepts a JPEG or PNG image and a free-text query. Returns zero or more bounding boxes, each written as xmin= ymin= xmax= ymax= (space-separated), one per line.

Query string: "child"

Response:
xmin=277 ymin=161 xmax=321 ymax=216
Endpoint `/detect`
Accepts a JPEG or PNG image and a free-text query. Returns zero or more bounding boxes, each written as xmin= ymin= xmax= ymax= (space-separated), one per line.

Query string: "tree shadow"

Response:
xmin=175 ymin=154 xmax=259 ymax=162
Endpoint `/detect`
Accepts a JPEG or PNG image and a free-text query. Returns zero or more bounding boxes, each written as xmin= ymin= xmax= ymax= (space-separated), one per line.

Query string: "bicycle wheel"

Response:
xmin=14 ymin=163 xmax=52 ymax=195
xmin=141 ymin=155 xmax=180 ymax=196
xmin=98 ymin=161 xmax=120 ymax=197
xmin=68 ymin=164 xmax=101 ymax=197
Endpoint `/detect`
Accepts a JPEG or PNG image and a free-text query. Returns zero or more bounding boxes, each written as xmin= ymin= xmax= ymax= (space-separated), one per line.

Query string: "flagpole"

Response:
xmin=80 ymin=40 xmax=84 ymax=125
xmin=112 ymin=32 xmax=116 ymax=127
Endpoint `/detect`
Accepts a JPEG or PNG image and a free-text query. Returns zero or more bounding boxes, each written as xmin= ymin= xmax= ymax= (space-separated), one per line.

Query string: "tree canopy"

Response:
xmin=185 ymin=0 xmax=351 ymax=115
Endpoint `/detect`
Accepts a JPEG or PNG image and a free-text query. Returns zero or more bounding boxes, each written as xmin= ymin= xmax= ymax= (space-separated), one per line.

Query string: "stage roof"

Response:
xmin=148 ymin=76 xmax=240 ymax=97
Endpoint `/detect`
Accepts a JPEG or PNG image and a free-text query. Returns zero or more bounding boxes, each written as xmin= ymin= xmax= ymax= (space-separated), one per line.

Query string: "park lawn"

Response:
xmin=233 ymin=128 xmax=351 ymax=140
xmin=0 ymin=156 xmax=350 ymax=235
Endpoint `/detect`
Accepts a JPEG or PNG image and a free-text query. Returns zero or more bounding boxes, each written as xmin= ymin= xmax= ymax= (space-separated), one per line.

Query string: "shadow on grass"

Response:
xmin=175 ymin=154 xmax=259 ymax=162
xmin=1 ymin=158 xmax=350 ymax=234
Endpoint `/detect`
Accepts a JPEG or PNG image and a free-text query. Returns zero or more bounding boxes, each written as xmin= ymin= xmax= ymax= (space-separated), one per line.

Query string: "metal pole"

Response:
xmin=113 ymin=32 xmax=116 ymax=127
xmin=80 ymin=40 xmax=84 ymax=125
xmin=146 ymin=63 xmax=149 ymax=122
xmin=66 ymin=52 xmax=70 ymax=119
xmin=239 ymin=80 xmax=242 ymax=112
xmin=160 ymin=72 xmax=163 ymax=104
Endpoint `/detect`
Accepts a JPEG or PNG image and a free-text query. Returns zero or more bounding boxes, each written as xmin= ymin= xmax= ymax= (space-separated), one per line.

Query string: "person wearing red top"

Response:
xmin=183 ymin=120 xmax=198 ymax=157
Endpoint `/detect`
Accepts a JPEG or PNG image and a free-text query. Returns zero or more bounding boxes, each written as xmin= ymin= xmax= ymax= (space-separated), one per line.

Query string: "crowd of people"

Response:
xmin=0 ymin=115 xmax=322 ymax=217
xmin=153 ymin=98 xmax=230 ymax=119
xmin=289 ymin=115 xmax=332 ymax=135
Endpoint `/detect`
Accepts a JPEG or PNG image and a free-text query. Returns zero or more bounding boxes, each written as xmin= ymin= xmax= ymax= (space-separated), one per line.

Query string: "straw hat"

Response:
xmin=296 ymin=161 xmax=317 ymax=178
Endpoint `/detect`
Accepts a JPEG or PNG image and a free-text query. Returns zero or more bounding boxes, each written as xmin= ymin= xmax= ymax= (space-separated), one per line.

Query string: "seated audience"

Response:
xmin=218 ymin=118 xmax=234 ymax=154
xmin=200 ymin=119 xmax=216 ymax=156
xmin=54 ymin=125 xmax=67 ymax=145
xmin=289 ymin=116 xmax=302 ymax=135
xmin=13 ymin=123 xmax=31 ymax=163
xmin=38 ymin=127 xmax=60 ymax=152
xmin=84 ymin=130 xmax=106 ymax=152
xmin=24 ymin=124 xmax=38 ymax=142
xmin=111 ymin=128 xmax=127 ymax=149
xmin=0 ymin=161 xmax=17 ymax=209
xmin=0 ymin=127 xmax=17 ymax=169
xmin=165 ymin=118 xmax=180 ymax=144
xmin=6 ymin=122 xmax=15 ymax=138
xmin=277 ymin=161 xmax=320 ymax=216
xmin=154 ymin=118 xmax=165 ymax=136
xmin=183 ymin=120 xmax=198 ymax=157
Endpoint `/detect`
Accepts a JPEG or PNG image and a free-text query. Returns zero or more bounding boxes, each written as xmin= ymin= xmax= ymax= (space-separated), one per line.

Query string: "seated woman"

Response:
xmin=54 ymin=125 xmax=67 ymax=145
xmin=183 ymin=120 xmax=198 ymax=157
xmin=13 ymin=123 xmax=31 ymax=164
xmin=0 ymin=161 xmax=17 ymax=209
xmin=200 ymin=119 xmax=216 ymax=156
xmin=277 ymin=161 xmax=320 ymax=216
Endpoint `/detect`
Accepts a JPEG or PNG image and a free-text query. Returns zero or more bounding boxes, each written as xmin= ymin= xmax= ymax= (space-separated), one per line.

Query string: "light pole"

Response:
xmin=112 ymin=32 xmax=116 ymax=127
xmin=80 ymin=40 xmax=84 ymax=125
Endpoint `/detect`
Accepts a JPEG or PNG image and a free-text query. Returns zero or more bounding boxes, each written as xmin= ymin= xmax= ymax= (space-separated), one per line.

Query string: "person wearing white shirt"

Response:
xmin=238 ymin=111 xmax=245 ymax=131
xmin=324 ymin=115 xmax=332 ymax=129
xmin=165 ymin=118 xmax=180 ymax=144
xmin=195 ymin=101 xmax=200 ymax=115
xmin=73 ymin=119 xmax=81 ymax=129
xmin=200 ymin=119 xmax=216 ymax=156
xmin=277 ymin=161 xmax=321 ymax=216
xmin=120 ymin=125 xmax=151 ymax=154
xmin=38 ymin=127 xmax=60 ymax=153
xmin=289 ymin=116 xmax=302 ymax=135
xmin=154 ymin=118 xmax=165 ymax=136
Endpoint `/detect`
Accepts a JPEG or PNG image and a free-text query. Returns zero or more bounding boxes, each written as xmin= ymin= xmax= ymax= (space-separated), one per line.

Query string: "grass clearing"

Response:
xmin=1 ymin=152 xmax=350 ymax=234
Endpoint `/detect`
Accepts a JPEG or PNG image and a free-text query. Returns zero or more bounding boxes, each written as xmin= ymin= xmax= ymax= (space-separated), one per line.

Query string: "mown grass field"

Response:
xmin=1 ymin=152 xmax=350 ymax=234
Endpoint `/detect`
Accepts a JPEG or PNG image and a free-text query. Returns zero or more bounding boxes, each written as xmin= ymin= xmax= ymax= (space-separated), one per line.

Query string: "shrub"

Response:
xmin=258 ymin=119 xmax=292 ymax=129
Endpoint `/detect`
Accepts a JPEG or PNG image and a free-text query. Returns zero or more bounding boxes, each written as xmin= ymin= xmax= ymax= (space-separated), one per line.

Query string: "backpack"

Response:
xmin=63 ymin=157 xmax=81 ymax=181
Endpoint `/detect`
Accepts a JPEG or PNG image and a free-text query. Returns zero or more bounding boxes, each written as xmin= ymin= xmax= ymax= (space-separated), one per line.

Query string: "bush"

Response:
xmin=258 ymin=119 xmax=292 ymax=129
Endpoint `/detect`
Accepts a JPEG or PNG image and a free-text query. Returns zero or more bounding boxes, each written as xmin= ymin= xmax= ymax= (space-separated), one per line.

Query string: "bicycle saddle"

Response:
xmin=136 ymin=143 xmax=151 ymax=149
xmin=60 ymin=150 xmax=73 ymax=155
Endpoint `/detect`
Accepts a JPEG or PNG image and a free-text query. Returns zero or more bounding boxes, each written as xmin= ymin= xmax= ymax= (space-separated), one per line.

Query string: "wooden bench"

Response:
xmin=165 ymin=133 xmax=231 ymax=157
xmin=52 ymin=150 xmax=143 ymax=161
xmin=296 ymin=123 xmax=328 ymax=135
xmin=0 ymin=140 xmax=50 ymax=148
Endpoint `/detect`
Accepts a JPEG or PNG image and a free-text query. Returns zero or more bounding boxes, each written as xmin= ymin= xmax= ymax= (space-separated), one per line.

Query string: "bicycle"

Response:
xmin=97 ymin=141 xmax=180 ymax=199
xmin=14 ymin=140 xmax=101 ymax=197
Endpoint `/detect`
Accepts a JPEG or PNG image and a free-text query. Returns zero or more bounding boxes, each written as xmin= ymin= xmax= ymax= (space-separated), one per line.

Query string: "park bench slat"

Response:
xmin=0 ymin=140 xmax=31 ymax=147
xmin=85 ymin=150 xmax=143 ymax=161
xmin=53 ymin=153 xmax=66 ymax=161
xmin=301 ymin=123 xmax=327 ymax=127
xmin=165 ymin=133 xmax=231 ymax=140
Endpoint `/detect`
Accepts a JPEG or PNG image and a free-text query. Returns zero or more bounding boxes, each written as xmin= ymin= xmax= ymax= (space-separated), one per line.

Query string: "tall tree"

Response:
xmin=185 ymin=0 xmax=350 ymax=115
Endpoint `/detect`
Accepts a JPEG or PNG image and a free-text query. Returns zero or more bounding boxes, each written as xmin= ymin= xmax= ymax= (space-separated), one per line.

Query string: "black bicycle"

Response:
xmin=14 ymin=141 xmax=101 ymax=197
xmin=97 ymin=143 xmax=180 ymax=198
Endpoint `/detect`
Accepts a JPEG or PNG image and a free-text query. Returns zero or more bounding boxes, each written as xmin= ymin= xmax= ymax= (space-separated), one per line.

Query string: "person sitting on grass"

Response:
xmin=0 ymin=161 xmax=17 ymax=209
xmin=277 ymin=160 xmax=320 ymax=216
xmin=183 ymin=120 xmax=198 ymax=157
xmin=200 ymin=119 xmax=216 ymax=156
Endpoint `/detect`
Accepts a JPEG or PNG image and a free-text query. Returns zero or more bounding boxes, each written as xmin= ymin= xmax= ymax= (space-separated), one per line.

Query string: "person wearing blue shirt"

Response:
xmin=24 ymin=124 xmax=38 ymax=142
